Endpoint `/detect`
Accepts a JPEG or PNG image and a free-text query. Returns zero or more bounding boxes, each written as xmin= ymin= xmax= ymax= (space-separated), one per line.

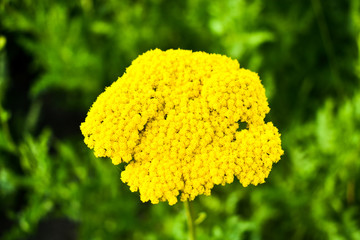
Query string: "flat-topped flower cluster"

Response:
xmin=80 ymin=49 xmax=283 ymax=205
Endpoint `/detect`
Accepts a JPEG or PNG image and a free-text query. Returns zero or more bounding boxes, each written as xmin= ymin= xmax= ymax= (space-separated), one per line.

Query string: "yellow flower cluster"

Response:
xmin=80 ymin=49 xmax=283 ymax=205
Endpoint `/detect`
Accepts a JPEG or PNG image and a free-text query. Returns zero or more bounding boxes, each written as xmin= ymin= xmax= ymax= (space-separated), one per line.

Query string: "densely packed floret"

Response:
xmin=80 ymin=49 xmax=283 ymax=205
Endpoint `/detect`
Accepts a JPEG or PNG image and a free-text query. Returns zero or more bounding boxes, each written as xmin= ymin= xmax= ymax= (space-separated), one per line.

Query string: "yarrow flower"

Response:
xmin=80 ymin=49 xmax=283 ymax=205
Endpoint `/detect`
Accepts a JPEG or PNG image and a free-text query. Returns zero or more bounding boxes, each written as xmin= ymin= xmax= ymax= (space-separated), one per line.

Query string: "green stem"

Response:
xmin=184 ymin=200 xmax=196 ymax=240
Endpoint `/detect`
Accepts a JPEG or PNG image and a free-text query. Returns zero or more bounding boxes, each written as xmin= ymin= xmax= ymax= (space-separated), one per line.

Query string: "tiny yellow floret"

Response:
xmin=80 ymin=49 xmax=283 ymax=205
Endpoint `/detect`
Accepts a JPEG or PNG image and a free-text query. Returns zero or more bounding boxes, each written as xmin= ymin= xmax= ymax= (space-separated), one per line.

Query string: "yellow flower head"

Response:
xmin=80 ymin=49 xmax=283 ymax=205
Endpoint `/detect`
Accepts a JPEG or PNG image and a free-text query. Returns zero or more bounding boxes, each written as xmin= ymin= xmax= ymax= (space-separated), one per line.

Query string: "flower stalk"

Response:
xmin=184 ymin=200 xmax=195 ymax=240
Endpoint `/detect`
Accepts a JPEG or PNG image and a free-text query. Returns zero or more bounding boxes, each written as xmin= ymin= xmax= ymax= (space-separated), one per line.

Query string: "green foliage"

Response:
xmin=0 ymin=0 xmax=359 ymax=239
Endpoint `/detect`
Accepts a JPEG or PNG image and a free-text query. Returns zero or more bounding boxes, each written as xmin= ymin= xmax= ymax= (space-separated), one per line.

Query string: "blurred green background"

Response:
xmin=0 ymin=0 xmax=359 ymax=239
